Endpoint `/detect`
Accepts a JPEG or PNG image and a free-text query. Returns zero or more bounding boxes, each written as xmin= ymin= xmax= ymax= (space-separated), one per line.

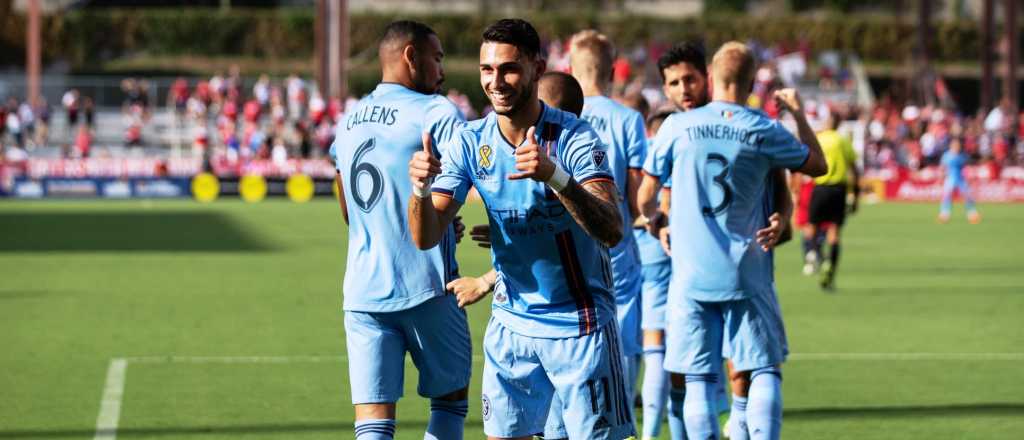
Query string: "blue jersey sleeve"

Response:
xmin=563 ymin=124 xmax=614 ymax=185
xmin=425 ymin=96 xmax=466 ymax=158
xmin=764 ymin=121 xmax=810 ymax=170
xmin=431 ymin=131 xmax=473 ymax=203
xmin=642 ymin=118 xmax=675 ymax=183
xmin=626 ymin=111 xmax=647 ymax=169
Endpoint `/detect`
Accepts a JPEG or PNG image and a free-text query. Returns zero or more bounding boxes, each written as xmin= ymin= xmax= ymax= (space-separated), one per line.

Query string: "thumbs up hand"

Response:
xmin=508 ymin=126 xmax=556 ymax=182
xmin=409 ymin=131 xmax=442 ymax=197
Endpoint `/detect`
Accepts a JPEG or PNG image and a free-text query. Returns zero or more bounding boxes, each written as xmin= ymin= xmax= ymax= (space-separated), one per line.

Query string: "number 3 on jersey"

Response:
xmin=702 ymin=152 xmax=733 ymax=216
xmin=350 ymin=138 xmax=384 ymax=212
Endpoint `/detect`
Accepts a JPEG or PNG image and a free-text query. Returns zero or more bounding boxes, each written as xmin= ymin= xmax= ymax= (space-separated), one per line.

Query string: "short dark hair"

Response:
xmin=380 ymin=20 xmax=436 ymax=49
xmin=539 ymin=72 xmax=584 ymax=116
xmin=658 ymin=41 xmax=707 ymax=81
xmin=482 ymin=18 xmax=541 ymax=59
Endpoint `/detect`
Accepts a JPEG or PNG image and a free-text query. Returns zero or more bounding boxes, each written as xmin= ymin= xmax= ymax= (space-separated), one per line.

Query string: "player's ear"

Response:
xmin=402 ymin=43 xmax=418 ymax=71
xmin=534 ymin=56 xmax=547 ymax=81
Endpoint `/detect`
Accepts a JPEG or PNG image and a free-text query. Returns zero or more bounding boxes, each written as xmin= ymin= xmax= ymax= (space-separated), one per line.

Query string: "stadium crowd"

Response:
xmin=2 ymin=37 xmax=1020 ymax=177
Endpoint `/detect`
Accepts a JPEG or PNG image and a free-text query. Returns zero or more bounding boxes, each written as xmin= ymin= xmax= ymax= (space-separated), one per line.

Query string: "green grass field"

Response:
xmin=1 ymin=199 xmax=1023 ymax=439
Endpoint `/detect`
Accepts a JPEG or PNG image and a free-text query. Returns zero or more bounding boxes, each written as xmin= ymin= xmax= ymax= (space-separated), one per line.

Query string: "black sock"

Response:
xmin=830 ymin=243 xmax=840 ymax=270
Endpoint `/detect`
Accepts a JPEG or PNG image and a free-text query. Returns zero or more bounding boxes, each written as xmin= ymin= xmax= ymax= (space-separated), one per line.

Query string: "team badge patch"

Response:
xmin=481 ymin=395 xmax=491 ymax=421
xmin=592 ymin=150 xmax=607 ymax=167
xmin=478 ymin=145 xmax=494 ymax=168
xmin=493 ymin=291 xmax=507 ymax=303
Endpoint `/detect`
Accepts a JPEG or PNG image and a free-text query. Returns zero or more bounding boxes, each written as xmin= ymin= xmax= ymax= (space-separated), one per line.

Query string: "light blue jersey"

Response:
xmin=330 ymin=83 xmax=464 ymax=312
xmin=433 ymin=102 xmax=616 ymax=338
xmin=581 ymin=96 xmax=646 ymax=291
xmin=643 ymin=101 xmax=809 ymax=303
xmin=941 ymin=149 xmax=967 ymax=184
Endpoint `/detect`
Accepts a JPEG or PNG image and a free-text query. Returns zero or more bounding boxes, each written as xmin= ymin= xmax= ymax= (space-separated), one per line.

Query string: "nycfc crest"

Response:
xmin=481 ymin=395 xmax=491 ymax=421
xmin=592 ymin=149 xmax=607 ymax=167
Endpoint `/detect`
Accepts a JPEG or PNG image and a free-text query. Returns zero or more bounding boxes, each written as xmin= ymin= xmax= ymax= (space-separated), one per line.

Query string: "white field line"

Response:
xmin=120 ymin=352 xmax=1024 ymax=364
xmin=92 ymin=351 xmax=1024 ymax=438
xmin=93 ymin=358 xmax=127 ymax=440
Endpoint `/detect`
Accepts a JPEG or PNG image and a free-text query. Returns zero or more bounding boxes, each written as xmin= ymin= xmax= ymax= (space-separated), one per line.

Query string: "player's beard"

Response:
xmin=490 ymin=80 xmax=534 ymax=117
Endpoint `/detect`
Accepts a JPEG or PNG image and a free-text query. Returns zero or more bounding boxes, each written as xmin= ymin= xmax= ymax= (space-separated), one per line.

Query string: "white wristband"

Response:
xmin=546 ymin=165 xmax=571 ymax=193
xmin=412 ymin=182 xmax=432 ymax=198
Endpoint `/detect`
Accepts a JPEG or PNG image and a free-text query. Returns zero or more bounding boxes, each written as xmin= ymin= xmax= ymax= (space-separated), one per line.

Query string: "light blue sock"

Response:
xmin=746 ymin=367 xmax=782 ymax=440
xmin=355 ymin=418 xmax=395 ymax=440
xmin=424 ymin=399 xmax=467 ymax=440
xmin=683 ymin=374 xmax=720 ymax=440
xmin=728 ymin=395 xmax=749 ymax=440
xmin=667 ymin=386 xmax=687 ymax=440
xmin=642 ymin=347 xmax=668 ymax=439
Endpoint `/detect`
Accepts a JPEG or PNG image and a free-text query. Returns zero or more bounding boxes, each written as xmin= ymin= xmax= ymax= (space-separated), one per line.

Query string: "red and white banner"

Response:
xmin=866 ymin=165 xmax=1024 ymax=202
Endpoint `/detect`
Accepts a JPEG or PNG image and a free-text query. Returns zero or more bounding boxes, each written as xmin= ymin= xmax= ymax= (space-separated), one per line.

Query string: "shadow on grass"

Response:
xmin=1 ymin=404 xmax=1022 ymax=437
xmin=0 ymin=212 xmax=273 ymax=252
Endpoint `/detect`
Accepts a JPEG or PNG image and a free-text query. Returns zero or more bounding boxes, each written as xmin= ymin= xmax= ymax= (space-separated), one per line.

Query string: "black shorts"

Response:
xmin=808 ymin=184 xmax=847 ymax=226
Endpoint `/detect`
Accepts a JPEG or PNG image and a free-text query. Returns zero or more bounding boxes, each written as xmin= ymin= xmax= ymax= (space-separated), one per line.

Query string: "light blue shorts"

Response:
xmin=664 ymin=291 xmax=787 ymax=375
xmin=481 ymin=318 xmax=636 ymax=439
xmin=344 ymin=294 xmax=472 ymax=404
xmin=640 ymin=261 xmax=671 ymax=331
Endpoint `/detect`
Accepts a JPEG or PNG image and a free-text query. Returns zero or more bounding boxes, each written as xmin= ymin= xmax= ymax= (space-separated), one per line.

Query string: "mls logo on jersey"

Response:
xmin=592 ymin=150 xmax=607 ymax=167
xmin=478 ymin=144 xmax=494 ymax=168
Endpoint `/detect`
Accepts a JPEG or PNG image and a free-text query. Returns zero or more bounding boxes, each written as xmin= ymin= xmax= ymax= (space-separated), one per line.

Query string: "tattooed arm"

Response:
xmin=554 ymin=179 xmax=623 ymax=248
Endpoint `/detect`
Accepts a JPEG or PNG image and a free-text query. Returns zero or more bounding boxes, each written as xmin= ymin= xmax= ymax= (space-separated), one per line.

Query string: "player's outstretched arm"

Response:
xmin=508 ymin=126 xmax=623 ymax=248
xmin=409 ymin=132 xmax=462 ymax=249
xmin=774 ymin=88 xmax=827 ymax=177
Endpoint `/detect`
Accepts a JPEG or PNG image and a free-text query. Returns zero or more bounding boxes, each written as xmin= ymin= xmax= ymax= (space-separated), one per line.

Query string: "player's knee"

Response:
xmin=354 ymin=402 xmax=396 ymax=420
xmin=643 ymin=329 xmax=665 ymax=347
xmin=435 ymin=387 xmax=469 ymax=401
xmin=730 ymin=370 xmax=752 ymax=396
xmin=669 ymin=372 xmax=686 ymax=389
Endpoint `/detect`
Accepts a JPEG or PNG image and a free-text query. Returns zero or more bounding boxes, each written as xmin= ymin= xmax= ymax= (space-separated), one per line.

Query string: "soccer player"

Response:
xmin=330 ymin=21 xmax=471 ymax=440
xmin=408 ymin=18 xmax=635 ymax=440
xmin=638 ymin=42 xmax=827 ymax=440
xmin=644 ymin=41 xmax=717 ymax=440
xmin=570 ymin=29 xmax=647 ymax=406
xmin=804 ymin=112 xmax=859 ymax=290
xmin=938 ymin=139 xmax=981 ymax=224
xmin=659 ymin=42 xmax=711 ymax=113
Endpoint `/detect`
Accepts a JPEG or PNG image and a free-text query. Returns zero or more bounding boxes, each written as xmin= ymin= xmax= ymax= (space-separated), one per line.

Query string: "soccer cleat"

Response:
xmin=968 ymin=211 xmax=982 ymax=224
xmin=802 ymin=250 xmax=819 ymax=275
xmin=937 ymin=213 xmax=950 ymax=224
xmin=819 ymin=264 xmax=835 ymax=291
